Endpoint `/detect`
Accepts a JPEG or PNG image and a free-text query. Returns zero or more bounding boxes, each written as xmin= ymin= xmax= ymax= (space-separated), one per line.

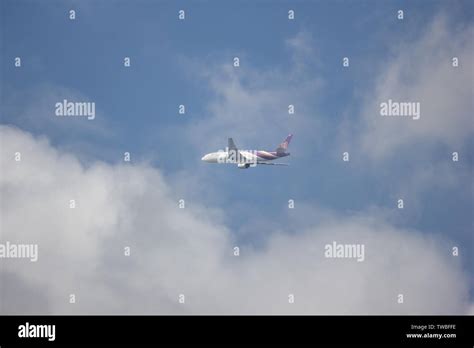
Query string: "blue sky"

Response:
xmin=1 ymin=0 xmax=473 ymax=313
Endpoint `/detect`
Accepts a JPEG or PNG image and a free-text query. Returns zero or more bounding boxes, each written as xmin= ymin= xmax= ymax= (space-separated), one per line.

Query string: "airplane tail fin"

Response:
xmin=276 ymin=134 xmax=293 ymax=154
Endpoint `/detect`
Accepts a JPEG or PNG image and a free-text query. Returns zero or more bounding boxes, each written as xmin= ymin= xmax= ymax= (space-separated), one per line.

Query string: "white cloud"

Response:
xmin=351 ymin=16 xmax=473 ymax=160
xmin=180 ymin=32 xmax=324 ymax=156
xmin=2 ymin=83 xmax=115 ymax=165
xmin=1 ymin=125 xmax=470 ymax=314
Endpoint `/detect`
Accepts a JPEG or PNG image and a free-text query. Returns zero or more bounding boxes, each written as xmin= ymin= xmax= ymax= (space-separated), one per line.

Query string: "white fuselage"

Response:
xmin=201 ymin=150 xmax=266 ymax=165
xmin=202 ymin=135 xmax=292 ymax=168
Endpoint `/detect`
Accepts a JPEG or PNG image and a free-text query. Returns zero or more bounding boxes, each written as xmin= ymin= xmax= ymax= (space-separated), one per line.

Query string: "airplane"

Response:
xmin=201 ymin=134 xmax=293 ymax=169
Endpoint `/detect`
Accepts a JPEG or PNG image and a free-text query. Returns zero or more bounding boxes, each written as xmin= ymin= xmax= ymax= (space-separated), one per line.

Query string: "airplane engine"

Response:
xmin=237 ymin=163 xmax=251 ymax=169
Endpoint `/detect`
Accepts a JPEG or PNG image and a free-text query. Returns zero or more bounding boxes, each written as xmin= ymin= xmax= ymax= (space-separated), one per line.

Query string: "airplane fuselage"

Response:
xmin=201 ymin=134 xmax=293 ymax=168
xmin=201 ymin=150 xmax=289 ymax=164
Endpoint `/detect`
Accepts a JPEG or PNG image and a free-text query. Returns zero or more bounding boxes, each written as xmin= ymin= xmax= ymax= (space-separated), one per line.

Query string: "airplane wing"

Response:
xmin=228 ymin=138 xmax=238 ymax=151
xmin=257 ymin=162 xmax=289 ymax=166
